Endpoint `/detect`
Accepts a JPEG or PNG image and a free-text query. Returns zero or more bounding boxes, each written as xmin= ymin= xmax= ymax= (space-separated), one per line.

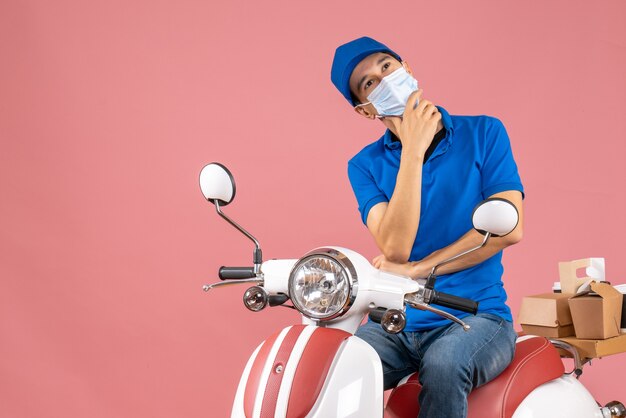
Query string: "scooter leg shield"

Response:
xmin=231 ymin=325 xmax=384 ymax=418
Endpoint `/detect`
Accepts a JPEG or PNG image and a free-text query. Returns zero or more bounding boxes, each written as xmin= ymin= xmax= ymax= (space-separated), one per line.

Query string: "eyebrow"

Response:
xmin=357 ymin=55 xmax=392 ymax=93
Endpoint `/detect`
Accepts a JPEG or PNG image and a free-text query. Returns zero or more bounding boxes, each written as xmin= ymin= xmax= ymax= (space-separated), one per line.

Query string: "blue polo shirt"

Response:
xmin=347 ymin=107 xmax=524 ymax=331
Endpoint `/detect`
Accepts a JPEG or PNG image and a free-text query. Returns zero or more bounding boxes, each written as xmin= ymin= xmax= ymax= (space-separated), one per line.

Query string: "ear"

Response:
xmin=402 ymin=61 xmax=414 ymax=76
xmin=353 ymin=104 xmax=377 ymax=120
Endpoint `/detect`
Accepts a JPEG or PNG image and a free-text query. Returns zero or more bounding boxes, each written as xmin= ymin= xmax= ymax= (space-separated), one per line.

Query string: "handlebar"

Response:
xmin=218 ymin=266 xmax=257 ymax=280
xmin=429 ymin=290 xmax=478 ymax=314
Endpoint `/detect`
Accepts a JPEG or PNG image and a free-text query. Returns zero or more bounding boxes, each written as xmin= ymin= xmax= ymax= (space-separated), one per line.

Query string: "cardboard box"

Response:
xmin=569 ymin=282 xmax=623 ymax=339
xmin=557 ymin=333 xmax=626 ymax=359
xmin=518 ymin=293 xmax=575 ymax=338
xmin=558 ymin=258 xmax=605 ymax=294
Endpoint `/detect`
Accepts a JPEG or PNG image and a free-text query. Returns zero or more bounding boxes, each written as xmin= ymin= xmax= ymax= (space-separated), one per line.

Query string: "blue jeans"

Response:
xmin=355 ymin=313 xmax=517 ymax=418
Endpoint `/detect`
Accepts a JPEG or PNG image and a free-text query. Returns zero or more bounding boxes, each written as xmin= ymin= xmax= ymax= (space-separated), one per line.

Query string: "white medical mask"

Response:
xmin=355 ymin=67 xmax=418 ymax=118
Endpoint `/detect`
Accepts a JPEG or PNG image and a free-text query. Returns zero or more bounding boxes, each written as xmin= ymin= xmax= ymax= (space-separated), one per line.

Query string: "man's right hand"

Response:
xmin=387 ymin=89 xmax=442 ymax=159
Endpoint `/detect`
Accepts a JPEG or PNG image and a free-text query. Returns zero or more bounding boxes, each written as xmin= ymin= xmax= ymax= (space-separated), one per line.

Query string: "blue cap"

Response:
xmin=331 ymin=36 xmax=401 ymax=105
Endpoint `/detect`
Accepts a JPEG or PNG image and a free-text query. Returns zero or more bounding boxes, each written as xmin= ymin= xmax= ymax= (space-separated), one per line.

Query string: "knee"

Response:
xmin=355 ymin=322 xmax=393 ymax=355
xmin=355 ymin=321 xmax=383 ymax=345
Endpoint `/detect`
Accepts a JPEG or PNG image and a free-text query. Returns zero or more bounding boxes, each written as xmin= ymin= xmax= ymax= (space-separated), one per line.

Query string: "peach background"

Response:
xmin=1 ymin=1 xmax=625 ymax=417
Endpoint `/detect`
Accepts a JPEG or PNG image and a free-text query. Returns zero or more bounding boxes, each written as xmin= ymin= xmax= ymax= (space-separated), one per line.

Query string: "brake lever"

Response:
xmin=404 ymin=293 xmax=471 ymax=331
xmin=202 ymin=278 xmax=263 ymax=292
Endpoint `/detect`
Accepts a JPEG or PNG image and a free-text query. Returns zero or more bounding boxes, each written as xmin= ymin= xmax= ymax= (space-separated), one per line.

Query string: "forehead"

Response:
xmin=349 ymin=52 xmax=397 ymax=90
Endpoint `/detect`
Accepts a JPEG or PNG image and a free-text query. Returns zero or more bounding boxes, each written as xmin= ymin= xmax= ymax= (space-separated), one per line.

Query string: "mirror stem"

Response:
xmin=215 ymin=200 xmax=263 ymax=273
xmin=429 ymin=232 xmax=491 ymax=279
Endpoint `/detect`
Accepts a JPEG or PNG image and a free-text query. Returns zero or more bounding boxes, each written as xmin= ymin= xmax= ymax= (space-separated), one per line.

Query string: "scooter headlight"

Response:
xmin=288 ymin=248 xmax=358 ymax=321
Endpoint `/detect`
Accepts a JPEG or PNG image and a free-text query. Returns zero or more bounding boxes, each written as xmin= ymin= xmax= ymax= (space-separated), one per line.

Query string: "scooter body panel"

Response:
xmin=232 ymin=343 xmax=263 ymax=418
xmin=512 ymin=374 xmax=604 ymax=418
xmin=306 ymin=335 xmax=383 ymax=418
xmin=231 ymin=326 xmax=383 ymax=418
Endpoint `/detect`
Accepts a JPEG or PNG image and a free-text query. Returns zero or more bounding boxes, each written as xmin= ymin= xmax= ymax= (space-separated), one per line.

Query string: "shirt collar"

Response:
xmin=383 ymin=105 xmax=454 ymax=150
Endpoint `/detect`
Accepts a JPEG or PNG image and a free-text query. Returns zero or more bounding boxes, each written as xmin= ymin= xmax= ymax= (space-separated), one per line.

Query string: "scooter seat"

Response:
xmin=385 ymin=335 xmax=565 ymax=418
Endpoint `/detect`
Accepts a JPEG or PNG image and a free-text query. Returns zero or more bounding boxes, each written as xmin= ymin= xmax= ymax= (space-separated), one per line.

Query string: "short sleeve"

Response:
xmin=347 ymin=160 xmax=389 ymax=225
xmin=480 ymin=118 xmax=525 ymax=199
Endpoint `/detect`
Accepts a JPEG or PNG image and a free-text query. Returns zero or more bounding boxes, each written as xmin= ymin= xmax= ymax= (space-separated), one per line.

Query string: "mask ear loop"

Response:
xmin=354 ymin=102 xmax=387 ymax=119
xmin=400 ymin=61 xmax=420 ymax=110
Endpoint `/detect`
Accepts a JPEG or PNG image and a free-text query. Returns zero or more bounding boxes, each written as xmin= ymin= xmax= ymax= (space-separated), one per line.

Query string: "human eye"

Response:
xmin=364 ymin=79 xmax=374 ymax=90
xmin=382 ymin=62 xmax=391 ymax=71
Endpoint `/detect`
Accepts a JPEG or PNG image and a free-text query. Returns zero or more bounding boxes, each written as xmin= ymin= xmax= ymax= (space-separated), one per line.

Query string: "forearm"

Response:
xmin=368 ymin=98 xmax=442 ymax=263
xmin=375 ymin=190 xmax=524 ymax=279
xmin=375 ymin=153 xmax=424 ymax=262
xmin=408 ymin=229 xmax=516 ymax=279
xmin=411 ymin=190 xmax=524 ymax=278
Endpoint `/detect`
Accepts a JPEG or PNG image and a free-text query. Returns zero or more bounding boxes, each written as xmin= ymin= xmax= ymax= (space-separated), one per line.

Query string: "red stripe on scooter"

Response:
xmin=259 ymin=325 xmax=307 ymax=418
xmin=286 ymin=327 xmax=351 ymax=418
xmin=243 ymin=328 xmax=283 ymax=417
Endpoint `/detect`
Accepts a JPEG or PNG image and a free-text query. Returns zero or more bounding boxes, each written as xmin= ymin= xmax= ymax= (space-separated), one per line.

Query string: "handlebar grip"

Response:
xmin=430 ymin=291 xmax=478 ymax=314
xmin=218 ymin=266 xmax=256 ymax=280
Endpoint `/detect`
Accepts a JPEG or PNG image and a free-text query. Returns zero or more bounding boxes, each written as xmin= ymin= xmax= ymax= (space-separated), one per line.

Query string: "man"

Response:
xmin=330 ymin=36 xmax=524 ymax=418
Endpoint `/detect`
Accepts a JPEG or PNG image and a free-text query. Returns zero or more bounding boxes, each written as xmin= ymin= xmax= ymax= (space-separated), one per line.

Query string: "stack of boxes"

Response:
xmin=518 ymin=258 xmax=626 ymax=358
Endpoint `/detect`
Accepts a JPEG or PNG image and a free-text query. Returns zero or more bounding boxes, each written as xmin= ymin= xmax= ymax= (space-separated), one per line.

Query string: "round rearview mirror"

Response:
xmin=472 ymin=198 xmax=519 ymax=237
xmin=199 ymin=162 xmax=236 ymax=206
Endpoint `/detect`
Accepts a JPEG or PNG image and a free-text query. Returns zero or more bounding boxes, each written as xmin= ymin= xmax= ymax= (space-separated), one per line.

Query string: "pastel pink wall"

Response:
xmin=1 ymin=1 xmax=625 ymax=416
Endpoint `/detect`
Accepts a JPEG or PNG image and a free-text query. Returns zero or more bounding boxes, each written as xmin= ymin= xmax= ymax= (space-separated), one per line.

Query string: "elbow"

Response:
xmin=381 ymin=246 xmax=411 ymax=264
xmin=502 ymin=227 xmax=523 ymax=246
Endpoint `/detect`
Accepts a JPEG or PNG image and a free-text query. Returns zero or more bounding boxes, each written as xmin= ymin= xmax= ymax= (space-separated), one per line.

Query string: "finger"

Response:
xmin=403 ymin=89 xmax=423 ymax=117
xmin=426 ymin=106 xmax=441 ymax=121
xmin=426 ymin=105 xmax=441 ymax=122
xmin=425 ymin=104 xmax=439 ymax=119
xmin=421 ymin=100 xmax=437 ymax=114
xmin=416 ymin=99 xmax=432 ymax=114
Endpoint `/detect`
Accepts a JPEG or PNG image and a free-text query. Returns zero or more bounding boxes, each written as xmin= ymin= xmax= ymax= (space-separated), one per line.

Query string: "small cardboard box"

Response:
xmin=569 ymin=282 xmax=623 ymax=339
xmin=557 ymin=333 xmax=626 ymax=359
xmin=518 ymin=293 xmax=575 ymax=338
xmin=559 ymin=258 xmax=605 ymax=294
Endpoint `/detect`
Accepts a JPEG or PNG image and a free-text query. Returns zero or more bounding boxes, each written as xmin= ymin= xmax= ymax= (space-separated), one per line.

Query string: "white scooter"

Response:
xmin=199 ymin=162 xmax=625 ymax=418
